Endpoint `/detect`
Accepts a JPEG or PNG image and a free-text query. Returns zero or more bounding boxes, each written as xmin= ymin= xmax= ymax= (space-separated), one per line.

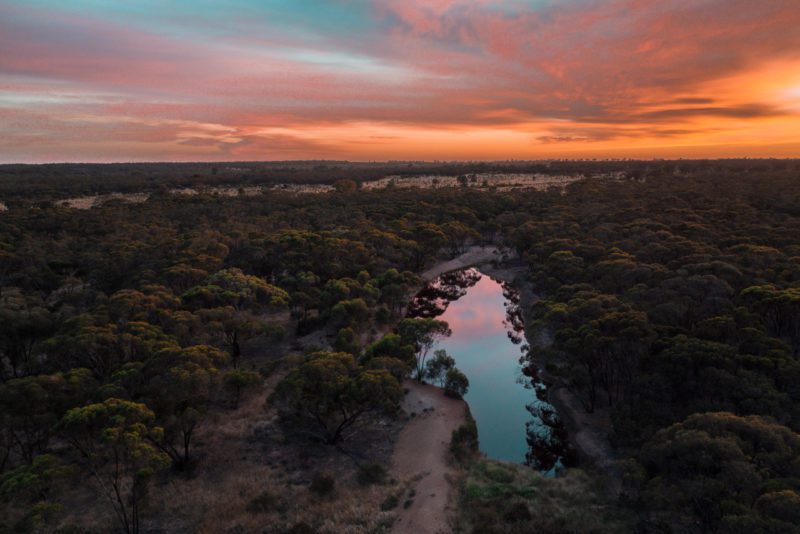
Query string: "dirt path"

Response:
xmin=391 ymin=380 xmax=467 ymax=534
xmin=421 ymin=245 xmax=506 ymax=281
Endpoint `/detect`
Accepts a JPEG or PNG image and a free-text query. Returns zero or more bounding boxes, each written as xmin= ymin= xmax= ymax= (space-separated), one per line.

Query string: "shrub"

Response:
xmin=450 ymin=414 xmax=479 ymax=463
xmin=503 ymin=501 xmax=533 ymax=522
xmin=485 ymin=464 xmax=515 ymax=484
xmin=334 ymin=327 xmax=360 ymax=355
xmin=425 ymin=349 xmax=455 ymax=386
xmin=357 ymin=462 xmax=387 ymax=486
xmin=380 ymin=495 xmax=399 ymax=511
xmin=444 ymin=367 xmax=469 ymax=398
xmin=310 ymin=471 xmax=336 ymax=496
xmin=264 ymin=322 xmax=286 ymax=342
xmin=375 ymin=305 xmax=392 ymax=324
xmin=287 ymin=522 xmax=315 ymax=534
xmin=246 ymin=490 xmax=281 ymax=514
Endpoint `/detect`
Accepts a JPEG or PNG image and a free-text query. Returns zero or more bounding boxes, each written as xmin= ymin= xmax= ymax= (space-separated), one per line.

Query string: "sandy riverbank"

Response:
xmin=388 ymin=245 xmax=617 ymax=534
xmin=421 ymin=245 xmax=510 ymax=281
xmin=390 ymin=380 xmax=467 ymax=534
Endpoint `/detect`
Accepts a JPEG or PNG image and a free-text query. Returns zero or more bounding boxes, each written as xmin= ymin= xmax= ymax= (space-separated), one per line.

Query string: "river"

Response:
xmin=407 ymin=268 xmax=571 ymax=473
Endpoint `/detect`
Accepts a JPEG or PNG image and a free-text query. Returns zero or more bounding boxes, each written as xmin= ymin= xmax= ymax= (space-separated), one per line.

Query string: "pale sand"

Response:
xmin=421 ymin=245 xmax=506 ymax=281
xmin=391 ymin=380 xmax=467 ymax=534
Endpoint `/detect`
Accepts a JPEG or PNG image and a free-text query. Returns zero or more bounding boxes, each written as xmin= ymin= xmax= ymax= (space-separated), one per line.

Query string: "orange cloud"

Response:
xmin=0 ymin=0 xmax=799 ymax=161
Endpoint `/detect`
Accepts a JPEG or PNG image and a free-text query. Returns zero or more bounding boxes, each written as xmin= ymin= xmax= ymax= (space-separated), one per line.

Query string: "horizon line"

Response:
xmin=2 ymin=157 xmax=800 ymax=166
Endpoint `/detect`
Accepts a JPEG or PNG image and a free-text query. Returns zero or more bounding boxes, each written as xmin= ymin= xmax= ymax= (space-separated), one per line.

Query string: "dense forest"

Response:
xmin=1 ymin=160 xmax=799 ymax=533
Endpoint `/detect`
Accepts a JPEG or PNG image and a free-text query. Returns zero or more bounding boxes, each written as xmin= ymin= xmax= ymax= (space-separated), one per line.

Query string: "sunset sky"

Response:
xmin=1 ymin=0 xmax=799 ymax=162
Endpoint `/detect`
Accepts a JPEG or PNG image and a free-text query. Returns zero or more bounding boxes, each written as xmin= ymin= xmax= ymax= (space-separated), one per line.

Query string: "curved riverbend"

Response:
xmin=408 ymin=267 xmax=571 ymax=472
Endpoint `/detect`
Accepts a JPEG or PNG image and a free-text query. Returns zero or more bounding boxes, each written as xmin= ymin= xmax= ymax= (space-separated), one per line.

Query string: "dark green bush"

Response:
xmin=444 ymin=367 xmax=469 ymax=398
xmin=309 ymin=472 xmax=335 ymax=496
xmin=246 ymin=490 xmax=281 ymax=514
xmin=380 ymin=495 xmax=399 ymax=511
xmin=357 ymin=462 xmax=387 ymax=486
xmin=450 ymin=415 xmax=479 ymax=463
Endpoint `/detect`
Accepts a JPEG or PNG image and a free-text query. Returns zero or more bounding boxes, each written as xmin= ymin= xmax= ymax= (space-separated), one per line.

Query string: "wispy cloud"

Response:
xmin=1 ymin=0 xmax=799 ymax=161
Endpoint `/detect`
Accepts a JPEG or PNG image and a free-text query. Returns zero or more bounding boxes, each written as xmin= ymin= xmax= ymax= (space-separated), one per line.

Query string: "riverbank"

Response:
xmin=391 ymin=380 xmax=468 ymax=534
xmin=478 ymin=262 xmax=618 ymax=474
xmin=421 ymin=245 xmax=509 ymax=281
xmin=387 ymin=246 xmax=617 ymax=533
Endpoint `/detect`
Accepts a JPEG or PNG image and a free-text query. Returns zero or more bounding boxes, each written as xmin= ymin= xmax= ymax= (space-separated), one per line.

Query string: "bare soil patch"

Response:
xmin=390 ymin=380 xmax=467 ymax=534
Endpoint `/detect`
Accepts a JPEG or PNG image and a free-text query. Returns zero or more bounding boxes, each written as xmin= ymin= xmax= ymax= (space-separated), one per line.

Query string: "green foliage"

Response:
xmin=456 ymin=460 xmax=631 ymax=533
xmin=309 ymin=471 xmax=336 ymax=496
xmin=356 ymin=462 xmax=387 ymax=486
xmin=450 ymin=415 xmax=479 ymax=464
xmin=142 ymin=345 xmax=227 ymax=468
xmin=223 ymin=368 xmax=261 ymax=409
xmin=0 ymin=454 xmax=73 ymax=503
xmin=330 ymin=298 xmax=370 ymax=330
xmin=333 ymin=327 xmax=360 ymax=355
xmin=0 ymin=375 xmax=66 ymax=464
xmin=0 ymin=288 xmax=54 ymax=380
xmin=61 ymin=398 xmax=170 ymax=534
xmin=380 ymin=494 xmax=399 ymax=511
xmin=630 ymin=412 xmax=800 ymax=531
xmin=444 ymin=367 xmax=469 ymax=398
xmin=397 ymin=318 xmax=451 ymax=381
xmin=246 ymin=490 xmax=283 ymax=514
xmin=363 ymin=334 xmax=415 ymax=368
xmin=333 ymin=179 xmax=357 ymax=193
xmin=183 ymin=268 xmax=289 ymax=311
xmin=365 ymin=356 xmax=409 ymax=383
xmin=425 ymin=349 xmax=455 ymax=386
xmin=270 ymin=352 xmax=402 ymax=444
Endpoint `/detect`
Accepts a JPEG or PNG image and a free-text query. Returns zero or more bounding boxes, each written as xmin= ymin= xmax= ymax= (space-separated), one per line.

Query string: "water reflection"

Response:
xmin=408 ymin=268 xmax=574 ymax=472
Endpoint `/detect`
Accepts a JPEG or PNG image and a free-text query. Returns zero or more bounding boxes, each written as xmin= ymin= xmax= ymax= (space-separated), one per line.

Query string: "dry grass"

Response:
xmin=53 ymin=348 xmax=402 ymax=533
xmin=147 ymin=382 xmax=401 ymax=533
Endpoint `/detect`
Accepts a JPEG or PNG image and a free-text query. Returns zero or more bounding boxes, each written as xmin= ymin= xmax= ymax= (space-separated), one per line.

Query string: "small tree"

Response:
xmin=330 ymin=298 xmax=370 ymax=331
xmin=333 ymin=327 xmax=360 ymax=355
xmin=61 ymin=399 xmax=169 ymax=534
xmin=425 ymin=350 xmax=455 ymax=386
xmin=0 ymin=376 xmax=59 ymax=465
xmin=224 ymin=369 xmax=261 ymax=409
xmin=365 ymin=356 xmax=409 ymax=383
xmin=333 ymin=179 xmax=357 ymax=193
xmin=143 ymin=345 xmax=227 ymax=469
xmin=270 ymin=352 xmax=401 ymax=444
xmin=197 ymin=307 xmax=262 ymax=368
xmin=397 ymin=318 xmax=451 ymax=381
xmin=363 ymin=334 xmax=416 ymax=368
xmin=0 ymin=289 xmax=54 ymax=380
xmin=444 ymin=368 xmax=469 ymax=398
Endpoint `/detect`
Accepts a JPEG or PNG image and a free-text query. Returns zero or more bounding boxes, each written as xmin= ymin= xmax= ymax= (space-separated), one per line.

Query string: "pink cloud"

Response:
xmin=2 ymin=1 xmax=800 ymax=161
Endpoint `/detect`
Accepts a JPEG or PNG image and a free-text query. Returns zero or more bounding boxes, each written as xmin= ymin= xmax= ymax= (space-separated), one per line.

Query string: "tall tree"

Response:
xmin=398 ymin=318 xmax=452 ymax=381
xmin=61 ymin=399 xmax=170 ymax=534
xmin=271 ymin=352 xmax=401 ymax=444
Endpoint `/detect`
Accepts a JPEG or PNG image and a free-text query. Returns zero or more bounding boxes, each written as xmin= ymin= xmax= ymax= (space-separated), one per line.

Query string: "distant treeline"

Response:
xmin=2 ymin=159 xmax=798 ymax=199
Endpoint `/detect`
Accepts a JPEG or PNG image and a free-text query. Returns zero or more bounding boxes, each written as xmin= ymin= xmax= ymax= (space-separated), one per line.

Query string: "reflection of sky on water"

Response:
xmin=430 ymin=274 xmax=538 ymax=464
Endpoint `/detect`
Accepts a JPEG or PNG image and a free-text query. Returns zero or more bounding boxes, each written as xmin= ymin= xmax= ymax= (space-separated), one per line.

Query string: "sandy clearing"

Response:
xmin=391 ymin=380 xmax=467 ymax=534
xmin=421 ymin=245 xmax=507 ymax=281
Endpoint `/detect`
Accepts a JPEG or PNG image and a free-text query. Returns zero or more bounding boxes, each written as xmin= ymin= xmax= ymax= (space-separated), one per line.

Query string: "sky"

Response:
xmin=1 ymin=0 xmax=799 ymax=162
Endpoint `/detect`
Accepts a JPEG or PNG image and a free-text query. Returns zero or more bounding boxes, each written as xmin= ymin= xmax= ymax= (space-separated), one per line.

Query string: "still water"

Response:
xmin=408 ymin=268 xmax=570 ymax=471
